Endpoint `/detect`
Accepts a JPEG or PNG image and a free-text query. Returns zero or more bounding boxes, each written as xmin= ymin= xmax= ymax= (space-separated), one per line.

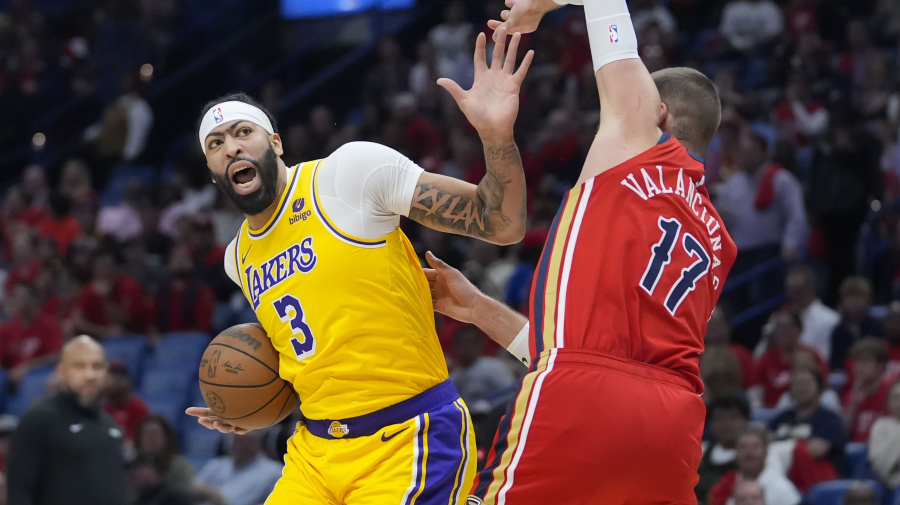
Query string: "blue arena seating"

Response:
xmin=804 ymin=480 xmax=883 ymax=505
xmin=144 ymin=394 xmax=187 ymax=430
xmin=102 ymin=335 xmax=149 ymax=384
xmin=6 ymin=365 xmax=56 ymax=417
xmin=153 ymin=333 xmax=210 ymax=366
xmin=181 ymin=418 xmax=224 ymax=458
xmin=0 ymin=367 xmax=7 ymax=413
xmin=750 ymin=408 xmax=780 ymax=424
xmin=185 ymin=455 xmax=214 ymax=473
xmin=844 ymin=443 xmax=878 ymax=480
xmin=139 ymin=363 xmax=195 ymax=400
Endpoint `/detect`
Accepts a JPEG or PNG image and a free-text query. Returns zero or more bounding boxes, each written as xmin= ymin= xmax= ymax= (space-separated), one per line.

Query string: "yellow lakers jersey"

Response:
xmin=227 ymin=161 xmax=449 ymax=420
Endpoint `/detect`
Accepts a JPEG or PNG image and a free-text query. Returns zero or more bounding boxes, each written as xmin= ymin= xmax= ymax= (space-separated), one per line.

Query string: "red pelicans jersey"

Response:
xmin=528 ymin=134 xmax=737 ymax=393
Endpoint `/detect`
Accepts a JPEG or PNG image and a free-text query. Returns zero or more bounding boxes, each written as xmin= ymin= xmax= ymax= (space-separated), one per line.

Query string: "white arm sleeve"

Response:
xmin=223 ymin=238 xmax=241 ymax=287
xmin=507 ymin=322 xmax=531 ymax=367
xmin=316 ymin=142 xmax=425 ymax=240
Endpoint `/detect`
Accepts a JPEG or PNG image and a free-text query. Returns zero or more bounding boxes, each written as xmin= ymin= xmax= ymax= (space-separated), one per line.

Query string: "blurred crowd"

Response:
xmin=1 ymin=0 xmax=900 ymax=503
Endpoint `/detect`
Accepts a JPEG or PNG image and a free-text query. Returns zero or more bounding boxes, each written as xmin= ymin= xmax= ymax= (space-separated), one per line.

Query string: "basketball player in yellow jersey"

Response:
xmin=185 ymin=29 xmax=533 ymax=504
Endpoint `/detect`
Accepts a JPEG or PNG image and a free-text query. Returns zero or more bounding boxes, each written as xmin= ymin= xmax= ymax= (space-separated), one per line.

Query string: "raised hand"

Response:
xmin=487 ymin=0 xmax=562 ymax=41
xmin=185 ymin=407 xmax=252 ymax=435
xmin=437 ymin=27 xmax=534 ymax=145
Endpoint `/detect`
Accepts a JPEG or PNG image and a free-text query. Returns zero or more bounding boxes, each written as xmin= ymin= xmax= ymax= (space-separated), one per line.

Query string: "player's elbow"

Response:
xmin=492 ymin=223 xmax=526 ymax=246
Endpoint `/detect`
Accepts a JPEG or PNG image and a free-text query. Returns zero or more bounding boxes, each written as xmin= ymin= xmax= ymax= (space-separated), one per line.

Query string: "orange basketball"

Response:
xmin=198 ymin=323 xmax=299 ymax=430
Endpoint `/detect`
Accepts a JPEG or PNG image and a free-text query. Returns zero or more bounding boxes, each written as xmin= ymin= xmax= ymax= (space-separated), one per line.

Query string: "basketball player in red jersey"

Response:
xmin=425 ymin=0 xmax=737 ymax=503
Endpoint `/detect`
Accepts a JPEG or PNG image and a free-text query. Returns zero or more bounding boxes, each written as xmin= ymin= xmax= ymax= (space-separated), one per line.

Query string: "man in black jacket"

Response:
xmin=7 ymin=335 xmax=127 ymax=505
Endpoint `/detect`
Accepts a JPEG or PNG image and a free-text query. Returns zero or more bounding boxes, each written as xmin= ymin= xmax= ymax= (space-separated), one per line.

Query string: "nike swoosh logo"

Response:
xmin=381 ymin=426 xmax=409 ymax=442
xmin=241 ymin=245 xmax=252 ymax=263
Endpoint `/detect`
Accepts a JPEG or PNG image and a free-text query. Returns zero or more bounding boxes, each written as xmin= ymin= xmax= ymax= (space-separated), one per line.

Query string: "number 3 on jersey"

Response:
xmin=641 ymin=217 xmax=711 ymax=315
xmin=273 ymin=294 xmax=317 ymax=361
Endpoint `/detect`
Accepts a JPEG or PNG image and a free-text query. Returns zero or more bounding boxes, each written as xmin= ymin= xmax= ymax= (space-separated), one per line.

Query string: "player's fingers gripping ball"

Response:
xmin=199 ymin=323 xmax=299 ymax=430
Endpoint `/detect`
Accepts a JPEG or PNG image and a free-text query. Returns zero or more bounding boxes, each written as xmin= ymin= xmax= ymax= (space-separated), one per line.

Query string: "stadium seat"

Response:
xmin=139 ymin=364 xmax=195 ymax=400
xmin=844 ymin=443 xmax=877 ymax=479
xmin=0 ymin=368 xmax=7 ymax=413
xmin=804 ymin=480 xmax=883 ymax=505
xmin=101 ymin=335 xmax=149 ymax=384
xmin=144 ymin=395 xmax=187 ymax=431
xmin=237 ymin=304 xmax=259 ymax=324
xmin=98 ymin=166 xmax=156 ymax=206
xmin=6 ymin=366 xmax=56 ymax=417
xmin=751 ymin=408 xmax=780 ymax=424
xmin=213 ymin=303 xmax=237 ymax=334
xmin=185 ymin=455 xmax=214 ymax=473
xmin=153 ymin=333 xmax=211 ymax=366
xmin=829 ymin=372 xmax=848 ymax=391
xmin=181 ymin=419 xmax=224 ymax=458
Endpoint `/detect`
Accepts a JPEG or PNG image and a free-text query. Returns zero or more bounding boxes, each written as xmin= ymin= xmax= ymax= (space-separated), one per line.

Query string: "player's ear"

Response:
xmin=271 ymin=133 xmax=284 ymax=157
xmin=658 ymin=102 xmax=671 ymax=132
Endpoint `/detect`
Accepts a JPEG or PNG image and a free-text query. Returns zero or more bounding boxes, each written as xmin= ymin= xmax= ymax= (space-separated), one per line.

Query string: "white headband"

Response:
xmin=198 ymin=100 xmax=274 ymax=153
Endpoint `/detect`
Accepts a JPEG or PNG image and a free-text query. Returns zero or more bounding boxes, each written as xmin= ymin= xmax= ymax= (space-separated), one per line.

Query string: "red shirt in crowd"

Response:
xmin=843 ymin=379 xmax=890 ymax=442
xmin=149 ymin=282 xmax=216 ymax=333
xmin=887 ymin=344 xmax=900 ymax=381
xmin=0 ymin=313 xmax=64 ymax=369
xmin=4 ymin=261 xmax=41 ymax=293
xmin=76 ymin=275 xmax=147 ymax=333
xmin=755 ymin=344 xmax=828 ymax=408
xmin=36 ymin=215 xmax=83 ymax=256
xmin=102 ymin=396 xmax=149 ymax=441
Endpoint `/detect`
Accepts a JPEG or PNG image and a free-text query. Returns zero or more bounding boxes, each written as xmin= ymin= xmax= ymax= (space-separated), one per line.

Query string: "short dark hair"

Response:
xmin=851 ymin=337 xmax=889 ymax=365
xmin=840 ymin=276 xmax=872 ymax=299
xmin=774 ymin=308 xmax=804 ymax=332
xmin=651 ymin=67 xmax=722 ymax=151
xmin=706 ymin=396 xmax=751 ymax=421
xmin=792 ymin=365 xmax=825 ymax=393
xmin=197 ymin=92 xmax=279 ymax=135
xmin=738 ymin=425 xmax=769 ymax=446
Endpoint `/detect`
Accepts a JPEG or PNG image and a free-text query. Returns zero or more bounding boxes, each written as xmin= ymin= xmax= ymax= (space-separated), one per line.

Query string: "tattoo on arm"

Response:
xmin=409 ymin=143 xmax=523 ymax=239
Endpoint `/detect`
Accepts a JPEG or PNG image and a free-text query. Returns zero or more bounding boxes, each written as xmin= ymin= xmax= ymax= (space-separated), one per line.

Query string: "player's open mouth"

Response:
xmin=230 ymin=162 xmax=261 ymax=195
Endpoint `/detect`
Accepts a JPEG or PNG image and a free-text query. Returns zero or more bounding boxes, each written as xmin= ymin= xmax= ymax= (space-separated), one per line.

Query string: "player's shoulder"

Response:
xmin=327 ymin=141 xmax=401 ymax=162
xmin=223 ymin=237 xmax=240 ymax=286
xmin=19 ymin=395 xmax=59 ymax=425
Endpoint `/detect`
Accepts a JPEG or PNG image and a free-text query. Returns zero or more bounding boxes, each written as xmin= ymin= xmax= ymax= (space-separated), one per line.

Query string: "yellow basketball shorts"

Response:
xmin=265 ymin=384 xmax=476 ymax=505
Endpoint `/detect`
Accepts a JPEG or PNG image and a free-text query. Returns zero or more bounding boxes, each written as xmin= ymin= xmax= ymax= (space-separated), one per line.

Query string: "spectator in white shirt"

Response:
xmin=96 ymin=179 xmax=144 ymax=242
xmin=784 ymin=264 xmax=840 ymax=361
xmin=720 ymin=0 xmax=785 ymax=51
xmin=868 ymin=380 xmax=900 ymax=490
xmin=631 ymin=0 xmax=677 ymax=37
xmin=193 ymin=431 xmax=282 ymax=505
xmin=710 ymin=427 xmax=801 ymax=505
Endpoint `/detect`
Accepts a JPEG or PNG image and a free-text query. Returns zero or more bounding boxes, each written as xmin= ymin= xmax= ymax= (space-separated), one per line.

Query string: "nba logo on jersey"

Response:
xmin=213 ymin=107 xmax=224 ymax=124
xmin=329 ymin=421 xmax=349 ymax=438
xmin=609 ymin=24 xmax=619 ymax=43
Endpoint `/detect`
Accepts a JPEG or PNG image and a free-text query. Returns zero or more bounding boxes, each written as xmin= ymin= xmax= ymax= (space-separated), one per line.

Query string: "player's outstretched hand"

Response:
xmin=487 ymin=0 xmax=561 ymax=41
xmin=424 ymin=251 xmax=482 ymax=324
xmin=185 ymin=407 xmax=251 ymax=435
xmin=437 ymin=27 xmax=533 ymax=145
